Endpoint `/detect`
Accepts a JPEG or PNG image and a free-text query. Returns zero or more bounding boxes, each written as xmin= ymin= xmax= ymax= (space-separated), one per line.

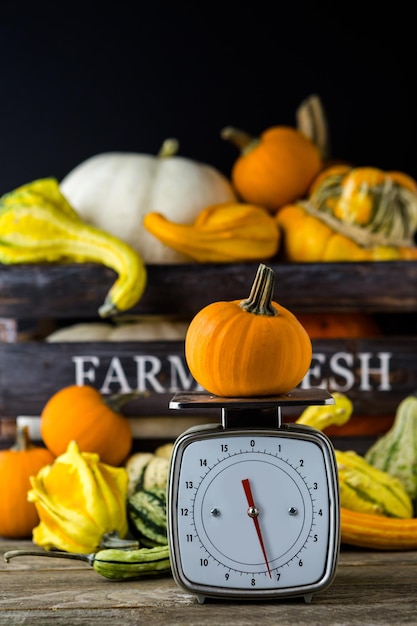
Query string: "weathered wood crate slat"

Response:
xmin=0 ymin=338 xmax=415 ymax=418
xmin=0 ymin=261 xmax=416 ymax=318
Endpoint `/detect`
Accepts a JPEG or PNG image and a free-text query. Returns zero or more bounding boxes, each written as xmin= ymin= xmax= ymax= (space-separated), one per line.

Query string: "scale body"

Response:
xmin=167 ymin=389 xmax=340 ymax=604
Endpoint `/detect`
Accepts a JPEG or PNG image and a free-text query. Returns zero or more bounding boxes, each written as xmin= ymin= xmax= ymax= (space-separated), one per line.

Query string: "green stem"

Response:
xmin=4 ymin=549 xmax=94 ymax=567
xmin=11 ymin=424 xmax=32 ymax=451
xmin=157 ymin=138 xmax=179 ymax=158
xmin=220 ymin=126 xmax=260 ymax=155
xmin=239 ymin=263 xmax=277 ymax=317
xmin=104 ymin=391 xmax=149 ymax=413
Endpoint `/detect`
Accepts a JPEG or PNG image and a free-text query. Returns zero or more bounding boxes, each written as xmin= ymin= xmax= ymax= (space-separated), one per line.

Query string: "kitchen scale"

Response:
xmin=167 ymin=388 xmax=340 ymax=604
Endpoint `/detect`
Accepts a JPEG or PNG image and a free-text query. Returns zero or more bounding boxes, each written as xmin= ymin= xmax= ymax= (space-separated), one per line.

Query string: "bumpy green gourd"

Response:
xmin=365 ymin=392 xmax=417 ymax=514
xmin=4 ymin=545 xmax=171 ymax=580
xmin=336 ymin=449 xmax=413 ymax=518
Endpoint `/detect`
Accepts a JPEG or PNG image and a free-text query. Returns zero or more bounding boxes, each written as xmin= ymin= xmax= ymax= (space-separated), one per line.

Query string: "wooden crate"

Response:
xmin=0 ymin=261 xmax=416 ymax=453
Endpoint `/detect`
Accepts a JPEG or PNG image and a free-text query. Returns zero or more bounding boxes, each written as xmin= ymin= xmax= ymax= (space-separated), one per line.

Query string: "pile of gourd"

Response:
xmin=57 ymin=95 xmax=417 ymax=266
xmin=2 ymin=384 xmax=416 ymax=555
xmin=1 ymin=95 xmax=417 ymax=324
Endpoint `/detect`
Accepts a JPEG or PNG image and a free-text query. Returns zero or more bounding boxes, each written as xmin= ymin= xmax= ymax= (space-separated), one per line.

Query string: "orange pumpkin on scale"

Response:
xmin=185 ymin=263 xmax=312 ymax=397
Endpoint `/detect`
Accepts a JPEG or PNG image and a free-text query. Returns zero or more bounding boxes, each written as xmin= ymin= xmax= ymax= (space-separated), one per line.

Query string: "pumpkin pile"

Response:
xmin=0 ymin=384 xmax=136 ymax=543
xmin=58 ymin=94 xmax=417 ymax=264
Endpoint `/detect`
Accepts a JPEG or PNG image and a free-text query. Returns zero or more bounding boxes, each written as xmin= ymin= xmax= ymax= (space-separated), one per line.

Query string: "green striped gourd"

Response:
xmin=127 ymin=487 xmax=167 ymax=546
xmin=365 ymin=392 xmax=417 ymax=514
xmin=336 ymin=449 xmax=413 ymax=518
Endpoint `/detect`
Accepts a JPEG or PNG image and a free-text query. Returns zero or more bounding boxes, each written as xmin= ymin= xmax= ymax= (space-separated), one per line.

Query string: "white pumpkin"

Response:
xmin=45 ymin=318 xmax=188 ymax=342
xmin=60 ymin=140 xmax=237 ymax=263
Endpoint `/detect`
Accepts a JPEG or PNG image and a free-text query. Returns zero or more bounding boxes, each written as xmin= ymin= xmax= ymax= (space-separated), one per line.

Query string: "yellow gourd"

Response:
xmin=309 ymin=165 xmax=417 ymax=241
xmin=143 ymin=202 xmax=280 ymax=262
xmin=275 ymin=164 xmax=417 ymax=262
xmin=28 ymin=441 xmax=129 ymax=553
xmin=0 ymin=178 xmax=147 ymax=317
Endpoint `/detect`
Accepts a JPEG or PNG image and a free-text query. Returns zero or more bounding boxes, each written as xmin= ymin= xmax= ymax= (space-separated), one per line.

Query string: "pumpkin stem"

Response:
xmin=11 ymin=425 xmax=33 ymax=452
xmin=104 ymin=391 xmax=150 ymax=414
xmin=239 ymin=263 xmax=277 ymax=317
xmin=221 ymin=126 xmax=260 ymax=156
xmin=157 ymin=138 xmax=179 ymax=158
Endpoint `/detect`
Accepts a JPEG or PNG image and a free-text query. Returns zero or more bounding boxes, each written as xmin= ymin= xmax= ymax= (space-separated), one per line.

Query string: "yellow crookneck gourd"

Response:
xmin=0 ymin=178 xmax=147 ymax=317
xmin=143 ymin=202 xmax=280 ymax=263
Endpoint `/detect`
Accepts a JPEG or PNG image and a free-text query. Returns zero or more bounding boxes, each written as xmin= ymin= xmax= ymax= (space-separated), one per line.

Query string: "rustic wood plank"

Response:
xmin=0 ymin=338 xmax=415 ymax=418
xmin=0 ymin=540 xmax=416 ymax=625
xmin=0 ymin=261 xmax=416 ymax=319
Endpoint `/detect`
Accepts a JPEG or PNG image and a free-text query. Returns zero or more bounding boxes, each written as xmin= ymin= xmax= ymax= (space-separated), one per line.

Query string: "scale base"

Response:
xmin=196 ymin=592 xmax=314 ymax=604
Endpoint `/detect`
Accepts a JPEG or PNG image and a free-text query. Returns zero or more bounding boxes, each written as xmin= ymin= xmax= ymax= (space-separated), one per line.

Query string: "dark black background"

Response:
xmin=0 ymin=1 xmax=416 ymax=194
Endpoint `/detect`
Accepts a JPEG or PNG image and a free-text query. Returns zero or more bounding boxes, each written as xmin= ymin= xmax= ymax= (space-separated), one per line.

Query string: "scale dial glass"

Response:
xmin=167 ymin=426 xmax=340 ymax=601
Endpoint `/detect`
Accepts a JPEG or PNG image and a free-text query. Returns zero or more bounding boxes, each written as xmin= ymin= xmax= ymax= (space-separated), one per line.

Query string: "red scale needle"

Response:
xmin=242 ymin=478 xmax=272 ymax=578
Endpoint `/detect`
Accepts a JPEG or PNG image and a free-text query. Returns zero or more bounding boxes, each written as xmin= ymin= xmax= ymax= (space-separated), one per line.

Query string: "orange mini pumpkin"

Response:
xmin=0 ymin=425 xmax=55 ymax=538
xmin=221 ymin=125 xmax=322 ymax=211
xmin=185 ymin=263 xmax=312 ymax=397
xmin=40 ymin=385 xmax=133 ymax=466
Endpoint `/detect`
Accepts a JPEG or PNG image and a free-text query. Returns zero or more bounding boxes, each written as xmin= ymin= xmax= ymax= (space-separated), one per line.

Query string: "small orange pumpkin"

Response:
xmin=221 ymin=125 xmax=322 ymax=211
xmin=0 ymin=425 xmax=55 ymax=538
xmin=185 ymin=263 xmax=312 ymax=397
xmin=40 ymin=385 xmax=133 ymax=466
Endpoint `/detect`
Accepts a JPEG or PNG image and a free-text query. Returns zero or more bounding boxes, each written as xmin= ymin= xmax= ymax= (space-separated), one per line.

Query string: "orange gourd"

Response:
xmin=340 ymin=507 xmax=417 ymax=550
xmin=185 ymin=263 xmax=312 ymax=397
xmin=221 ymin=125 xmax=322 ymax=211
xmin=0 ymin=425 xmax=55 ymax=538
xmin=40 ymin=385 xmax=133 ymax=466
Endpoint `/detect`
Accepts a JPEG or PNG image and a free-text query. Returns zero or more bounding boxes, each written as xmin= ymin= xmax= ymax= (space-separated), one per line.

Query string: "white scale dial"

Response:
xmin=167 ymin=391 xmax=340 ymax=603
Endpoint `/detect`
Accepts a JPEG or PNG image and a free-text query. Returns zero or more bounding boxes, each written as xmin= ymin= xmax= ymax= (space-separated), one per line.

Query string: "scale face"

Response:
xmin=167 ymin=390 xmax=340 ymax=603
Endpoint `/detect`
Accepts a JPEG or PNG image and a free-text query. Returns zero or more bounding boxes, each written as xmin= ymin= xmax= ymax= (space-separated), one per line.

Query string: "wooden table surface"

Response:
xmin=1 ymin=539 xmax=416 ymax=625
